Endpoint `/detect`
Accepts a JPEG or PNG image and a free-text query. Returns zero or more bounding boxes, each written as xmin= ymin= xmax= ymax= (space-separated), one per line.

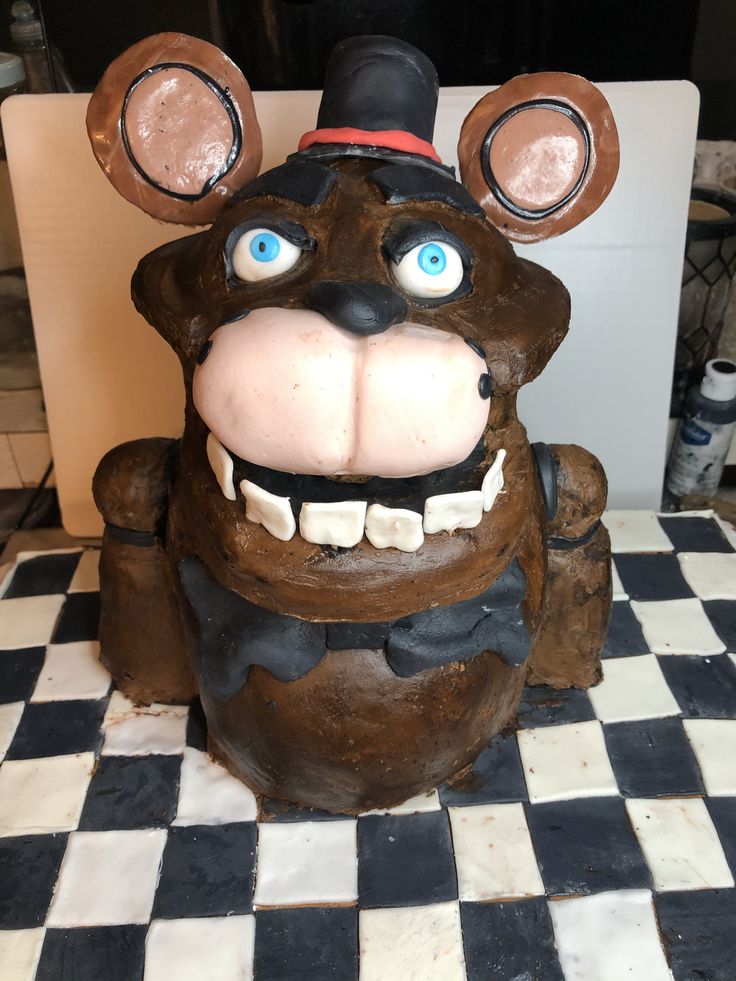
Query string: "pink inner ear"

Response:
xmin=124 ymin=67 xmax=235 ymax=196
xmin=489 ymin=107 xmax=586 ymax=211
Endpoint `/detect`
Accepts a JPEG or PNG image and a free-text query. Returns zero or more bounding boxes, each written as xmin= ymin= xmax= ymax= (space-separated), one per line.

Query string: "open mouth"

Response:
xmin=206 ymin=431 xmax=506 ymax=552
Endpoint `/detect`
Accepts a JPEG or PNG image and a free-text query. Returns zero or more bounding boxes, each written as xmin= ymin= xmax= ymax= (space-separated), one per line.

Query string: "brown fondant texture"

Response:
xmin=88 ymin=34 xmax=614 ymax=812
xmin=527 ymin=523 xmax=612 ymax=689
xmin=204 ymin=647 xmax=526 ymax=813
xmin=547 ymin=443 xmax=608 ymax=538
xmin=98 ymin=532 xmax=196 ymax=704
xmin=93 ymin=437 xmax=177 ymax=533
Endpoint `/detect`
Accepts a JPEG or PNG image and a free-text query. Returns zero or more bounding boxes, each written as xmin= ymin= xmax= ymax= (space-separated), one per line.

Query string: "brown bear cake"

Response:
xmin=86 ymin=33 xmax=618 ymax=813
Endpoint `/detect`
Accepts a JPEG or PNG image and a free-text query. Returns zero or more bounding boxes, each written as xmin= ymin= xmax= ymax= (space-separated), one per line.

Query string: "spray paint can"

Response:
xmin=666 ymin=358 xmax=736 ymax=500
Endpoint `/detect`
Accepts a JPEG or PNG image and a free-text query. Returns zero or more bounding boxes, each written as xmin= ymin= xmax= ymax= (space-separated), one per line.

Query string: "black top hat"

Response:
xmin=297 ymin=36 xmax=453 ymax=176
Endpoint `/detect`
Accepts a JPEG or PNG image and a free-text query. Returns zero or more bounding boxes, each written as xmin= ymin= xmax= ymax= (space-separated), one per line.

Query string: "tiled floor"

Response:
xmin=0 ymin=511 xmax=735 ymax=979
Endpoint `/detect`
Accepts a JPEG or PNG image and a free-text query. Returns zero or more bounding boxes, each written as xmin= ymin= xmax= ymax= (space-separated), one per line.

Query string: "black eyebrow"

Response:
xmin=369 ymin=164 xmax=485 ymax=218
xmin=233 ymin=159 xmax=338 ymax=207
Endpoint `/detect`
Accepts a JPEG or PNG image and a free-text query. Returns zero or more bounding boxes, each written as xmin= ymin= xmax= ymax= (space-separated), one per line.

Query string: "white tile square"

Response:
xmin=0 ymin=594 xmax=64 ymax=649
xmin=359 ymin=902 xmax=465 ymax=981
xmin=626 ymin=797 xmax=734 ymax=891
xmin=683 ymin=719 xmax=736 ymax=795
xmin=144 ymin=916 xmax=255 ymax=981
xmin=603 ymin=510 xmax=673 ymax=554
xmin=253 ymin=820 xmax=357 ymax=906
xmin=360 ymin=788 xmax=441 ymax=816
xmin=677 ymin=551 xmax=736 ymax=600
xmin=173 ymin=748 xmax=257 ymax=825
xmin=68 ymin=549 xmax=101 ymax=593
xmin=0 ymin=928 xmax=46 ymax=981
xmin=588 ymin=654 xmax=681 ymax=723
xmin=101 ymin=691 xmax=188 ymax=756
xmin=0 ymin=753 xmax=95 ymax=836
xmin=47 ymin=829 xmax=167 ymax=926
xmin=549 ymin=889 xmax=671 ymax=981
xmin=0 ymin=700 xmax=24 ymax=761
xmin=448 ymin=802 xmax=544 ymax=901
xmin=31 ymin=641 xmax=111 ymax=702
xmin=516 ymin=721 xmax=618 ymax=803
xmin=631 ymin=598 xmax=726 ymax=655
xmin=611 ymin=561 xmax=628 ymax=601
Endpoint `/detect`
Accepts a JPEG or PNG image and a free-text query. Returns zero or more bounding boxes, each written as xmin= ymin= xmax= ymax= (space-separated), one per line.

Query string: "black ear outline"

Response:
xmin=121 ymin=62 xmax=243 ymax=202
xmin=87 ymin=33 xmax=262 ymax=226
xmin=480 ymin=100 xmax=591 ymax=221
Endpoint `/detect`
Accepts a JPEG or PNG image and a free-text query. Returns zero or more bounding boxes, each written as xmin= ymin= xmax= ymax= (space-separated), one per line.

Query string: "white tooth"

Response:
xmin=206 ymin=432 xmax=236 ymax=501
xmin=299 ymin=500 xmax=367 ymax=548
xmin=240 ymin=479 xmax=296 ymax=541
xmin=423 ymin=490 xmax=484 ymax=534
xmin=482 ymin=448 xmax=506 ymax=512
xmin=365 ymin=503 xmax=424 ymax=552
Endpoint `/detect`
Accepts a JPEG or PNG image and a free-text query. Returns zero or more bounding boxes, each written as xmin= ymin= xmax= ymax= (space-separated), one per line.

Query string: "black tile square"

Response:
xmin=461 ymin=899 xmax=563 ymax=981
xmin=703 ymin=600 xmax=736 ymax=651
xmin=658 ymin=515 xmax=734 ymax=553
xmin=6 ymin=699 xmax=106 ymax=759
xmin=36 ymin=925 xmax=146 ymax=981
xmin=4 ymin=553 xmax=82 ymax=598
xmin=603 ymin=718 xmax=704 ymax=798
xmin=603 ymin=602 xmax=649 ymax=657
xmin=517 ymin=685 xmax=596 ymax=728
xmin=613 ymin=553 xmax=694 ymax=601
xmin=0 ymin=647 xmax=45 ymax=703
xmin=254 ymin=907 xmax=358 ymax=981
xmin=706 ymin=798 xmax=736 ymax=878
xmin=152 ymin=822 xmax=257 ymax=919
xmin=358 ymin=810 xmax=457 ymax=908
xmin=525 ymin=797 xmax=651 ymax=896
xmin=655 ymin=889 xmax=736 ymax=981
xmin=51 ymin=593 xmax=100 ymax=643
xmin=78 ymin=756 xmax=181 ymax=831
xmin=185 ymin=698 xmax=208 ymax=751
xmin=658 ymin=654 xmax=736 ymax=718
xmin=439 ymin=732 xmax=528 ymax=806
xmin=0 ymin=833 xmax=68 ymax=928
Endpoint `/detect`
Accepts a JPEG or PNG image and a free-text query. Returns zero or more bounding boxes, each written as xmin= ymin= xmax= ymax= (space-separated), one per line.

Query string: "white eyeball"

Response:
xmin=391 ymin=241 xmax=465 ymax=299
xmin=231 ymin=228 xmax=303 ymax=283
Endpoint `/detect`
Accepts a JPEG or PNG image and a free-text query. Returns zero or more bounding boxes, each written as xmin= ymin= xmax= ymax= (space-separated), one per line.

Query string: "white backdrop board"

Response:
xmin=2 ymin=82 xmax=698 ymax=536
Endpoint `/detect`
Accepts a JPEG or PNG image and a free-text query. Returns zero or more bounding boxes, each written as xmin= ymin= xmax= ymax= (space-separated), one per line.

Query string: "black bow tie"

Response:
xmin=181 ymin=556 xmax=531 ymax=701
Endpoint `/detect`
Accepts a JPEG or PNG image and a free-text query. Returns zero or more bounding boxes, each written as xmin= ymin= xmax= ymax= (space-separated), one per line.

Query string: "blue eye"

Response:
xmin=392 ymin=239 xmax=464 ymax=299
xmin=417 ymin=243 xmax=447 ymax=276
xmin=250 ymin=232 xmax=281 ymax=263
xmin=232 ymin=228 xmax=303 ymax=282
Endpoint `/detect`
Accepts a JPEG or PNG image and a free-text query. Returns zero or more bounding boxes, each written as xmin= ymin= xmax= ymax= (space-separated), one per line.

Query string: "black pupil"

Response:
xmin=430 ymin=255 xmax=438 ymax=264
xmin=258 ymin=241 xmax=266 ymax=253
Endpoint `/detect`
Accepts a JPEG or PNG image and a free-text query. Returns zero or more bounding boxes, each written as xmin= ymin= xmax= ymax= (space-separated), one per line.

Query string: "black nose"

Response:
xmin=307 ymin=281 xmax=408 ymax=336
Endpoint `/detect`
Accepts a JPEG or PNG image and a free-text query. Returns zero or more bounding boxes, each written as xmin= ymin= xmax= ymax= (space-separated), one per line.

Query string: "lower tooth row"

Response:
xmin=208 ymin=434 xmax=505 ymax=551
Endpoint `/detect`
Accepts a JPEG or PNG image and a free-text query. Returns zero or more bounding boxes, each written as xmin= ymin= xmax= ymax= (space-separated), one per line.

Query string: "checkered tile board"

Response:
xmin=0 ymin=511 xmax=735 ymax=980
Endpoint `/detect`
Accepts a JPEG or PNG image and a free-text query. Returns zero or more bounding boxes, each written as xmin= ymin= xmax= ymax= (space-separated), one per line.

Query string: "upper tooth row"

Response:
xmin=207 ymin=434 xmax=505 ymax=552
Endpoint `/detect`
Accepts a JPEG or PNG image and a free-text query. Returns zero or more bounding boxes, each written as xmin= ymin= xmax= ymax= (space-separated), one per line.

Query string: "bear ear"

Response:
xmin=87 ymin=33 xmax=262 ymax=225
xmin=458 ymin=72 xmax=619 ymax=243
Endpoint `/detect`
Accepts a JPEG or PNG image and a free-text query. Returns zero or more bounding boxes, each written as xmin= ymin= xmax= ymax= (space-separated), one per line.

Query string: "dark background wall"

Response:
xmin=0 ymin=0 xmax=732 ymax=138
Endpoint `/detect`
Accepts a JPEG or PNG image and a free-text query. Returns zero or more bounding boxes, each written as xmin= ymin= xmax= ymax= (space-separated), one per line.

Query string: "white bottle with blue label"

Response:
xmin=666 ymin=358 xmax=736 ymax=499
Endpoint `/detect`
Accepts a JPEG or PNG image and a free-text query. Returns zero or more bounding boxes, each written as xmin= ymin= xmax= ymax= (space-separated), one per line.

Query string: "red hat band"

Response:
xmin=298 ymin=127 xmax=442 ymax=164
